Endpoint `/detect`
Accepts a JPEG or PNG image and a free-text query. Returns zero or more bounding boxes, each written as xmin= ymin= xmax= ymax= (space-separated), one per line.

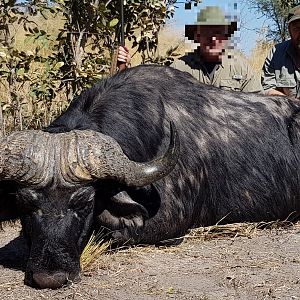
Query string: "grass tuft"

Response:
xmin=80 ymin=231 xmax=111 ymax=273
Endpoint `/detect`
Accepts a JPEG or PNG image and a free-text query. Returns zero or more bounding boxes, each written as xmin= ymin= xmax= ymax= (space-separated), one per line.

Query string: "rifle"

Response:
xmin=110 ymin=0 xmax=126 ymax=76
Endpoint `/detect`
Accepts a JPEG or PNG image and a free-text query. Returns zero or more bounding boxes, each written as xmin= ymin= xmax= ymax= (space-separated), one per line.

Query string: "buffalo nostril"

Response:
xmin=32 ymin=272 xmax=76 ymax=289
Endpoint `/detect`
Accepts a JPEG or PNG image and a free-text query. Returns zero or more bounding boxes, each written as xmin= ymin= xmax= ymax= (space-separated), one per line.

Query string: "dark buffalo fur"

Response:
xmin=47 ymin=64 xmax=300 ymax=243
xmin=2 ymin=64 xmax=300 ymax=288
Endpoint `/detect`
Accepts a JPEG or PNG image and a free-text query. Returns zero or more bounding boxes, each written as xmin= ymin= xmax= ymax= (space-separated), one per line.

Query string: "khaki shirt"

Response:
xmin=171 ymin=50 xmax=262 ymax=93
xmin=262 ymin=40 xmax=300 ymax=98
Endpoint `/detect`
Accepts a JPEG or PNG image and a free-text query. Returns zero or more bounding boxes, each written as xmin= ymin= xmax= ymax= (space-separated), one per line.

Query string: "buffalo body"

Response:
xmin=1 ymin=65 xmax=300 ymax=288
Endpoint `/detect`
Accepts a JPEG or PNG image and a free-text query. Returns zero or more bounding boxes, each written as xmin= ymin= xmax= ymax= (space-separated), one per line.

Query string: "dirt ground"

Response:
xmin=0 ymin=223 xmax=299 ymax=300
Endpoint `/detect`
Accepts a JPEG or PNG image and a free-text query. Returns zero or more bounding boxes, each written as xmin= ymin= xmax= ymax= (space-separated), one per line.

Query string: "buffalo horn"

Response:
xmin=0 ymin=130 xmax=52 ymax=185
xmin=0 ymin=124 xmax=180 ymax=187
xmin=65 ymin=122 xmax=180 ymax=186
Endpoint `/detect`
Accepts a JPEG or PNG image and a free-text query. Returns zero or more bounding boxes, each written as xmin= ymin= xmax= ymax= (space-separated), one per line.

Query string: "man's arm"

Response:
xmin=261 ymin=46 xmax=285 ymax=96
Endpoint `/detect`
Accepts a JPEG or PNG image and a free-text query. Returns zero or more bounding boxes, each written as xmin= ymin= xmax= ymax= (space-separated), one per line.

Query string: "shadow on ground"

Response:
xmin=0 ymin=235 xmax=28 ymax=271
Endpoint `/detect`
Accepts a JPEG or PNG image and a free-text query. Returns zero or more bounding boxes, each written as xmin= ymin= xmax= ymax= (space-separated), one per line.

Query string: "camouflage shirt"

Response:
xmin=262 ymin=40 xmax=300 ymax=98
xmin=171 ymin=50 xmax=262 ymax=93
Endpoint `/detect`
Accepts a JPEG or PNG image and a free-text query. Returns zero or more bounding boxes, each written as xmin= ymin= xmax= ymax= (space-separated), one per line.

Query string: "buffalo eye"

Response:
xmin=68 ymin=187 xmax=95 ymax=213
xmin=16 ymin=188 xmax=40 ymax=213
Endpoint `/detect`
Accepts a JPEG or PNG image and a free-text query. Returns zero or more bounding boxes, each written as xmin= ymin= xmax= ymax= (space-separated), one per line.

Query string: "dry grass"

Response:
xmin=185 ymin=220 xmax=296 ymax=241
xmin=80 ymin=231 xmax=111 ymax=273
xmin=248 ymin=40 xmax=274 ymax=74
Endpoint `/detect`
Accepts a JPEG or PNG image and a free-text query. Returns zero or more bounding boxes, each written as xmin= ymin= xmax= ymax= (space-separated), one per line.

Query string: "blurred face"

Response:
xmin=289 ymin=20 xmax=300 ymax=53
xmin=194 ymin=25 xmax=231 ymax=62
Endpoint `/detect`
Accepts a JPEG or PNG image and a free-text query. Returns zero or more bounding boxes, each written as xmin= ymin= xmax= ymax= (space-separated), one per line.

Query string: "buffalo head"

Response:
xmin=0 ymin=125 xmax=179 ymax=289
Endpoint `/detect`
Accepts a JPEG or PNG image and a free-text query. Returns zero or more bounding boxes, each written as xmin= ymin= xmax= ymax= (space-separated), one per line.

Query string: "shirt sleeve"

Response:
xmin=261 ymin=46 xmax=277 ymax=92
xmin=170 ymin=59 xmax=190 ymax=73
xmin=240 ymin=60 xmax=263 ymax=93
xmin=241 ymin=67 xmax=264 ymax=93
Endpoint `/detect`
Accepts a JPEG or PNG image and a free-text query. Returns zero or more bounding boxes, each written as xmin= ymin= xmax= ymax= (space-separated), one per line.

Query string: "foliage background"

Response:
xmin=249 ymin=0 xmax=300 ymax=41
xmin=0 ymin=0 xmax=298 ymax=133
xmin=1 ymin=0 xmax=198 ymax=132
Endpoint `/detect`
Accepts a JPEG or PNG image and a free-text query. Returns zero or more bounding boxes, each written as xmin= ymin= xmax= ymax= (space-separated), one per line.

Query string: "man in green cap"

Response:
xmin=171 ymin=6 xmax=262 ymax=93
xmin=262 ymin=5 xmax=300 ymax=98
xmin=120 ymin=6 xmax=261 ymax=93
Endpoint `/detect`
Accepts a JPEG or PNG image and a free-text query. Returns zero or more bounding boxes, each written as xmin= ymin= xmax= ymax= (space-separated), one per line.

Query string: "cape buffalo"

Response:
xmin=0 ymin=65 xmax=300 ymax=289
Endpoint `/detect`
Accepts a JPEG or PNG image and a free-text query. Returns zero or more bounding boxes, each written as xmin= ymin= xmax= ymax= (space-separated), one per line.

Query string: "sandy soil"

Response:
xmin=0 ymin=223 xmax=299 ymax=300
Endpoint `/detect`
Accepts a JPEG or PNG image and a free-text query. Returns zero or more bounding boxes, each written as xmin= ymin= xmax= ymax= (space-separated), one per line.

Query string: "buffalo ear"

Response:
xmin=96 ymin=191 xmax=149 ymax=232
xmin=0 ymin=181 xmax=19 ymax=221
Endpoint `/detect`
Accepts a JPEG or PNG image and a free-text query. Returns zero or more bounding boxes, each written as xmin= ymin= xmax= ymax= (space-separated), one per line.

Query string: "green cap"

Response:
xmin=185 ymin=6 xmax=237 ymax=40
xmin=288 ymin=5 xmax=300 ymax=24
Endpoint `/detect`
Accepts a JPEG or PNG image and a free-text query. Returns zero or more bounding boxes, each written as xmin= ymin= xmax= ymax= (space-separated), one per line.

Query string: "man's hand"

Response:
xmin=117 ymin=46 xmax=131 ymax=67
xmin=265 ymin=88 xmax=286 ymax=96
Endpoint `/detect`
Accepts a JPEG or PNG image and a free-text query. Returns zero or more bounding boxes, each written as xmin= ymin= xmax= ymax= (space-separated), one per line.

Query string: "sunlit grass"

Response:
xmin=248 ymin=40 xmax=274 ymax=74
xmin=80 ymin=231 xmax=111 ymax=273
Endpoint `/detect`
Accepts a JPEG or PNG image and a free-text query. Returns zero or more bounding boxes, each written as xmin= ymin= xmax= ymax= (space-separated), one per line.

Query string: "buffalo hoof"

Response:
xmin=25 ymin=271 xmax=80 ymax=289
